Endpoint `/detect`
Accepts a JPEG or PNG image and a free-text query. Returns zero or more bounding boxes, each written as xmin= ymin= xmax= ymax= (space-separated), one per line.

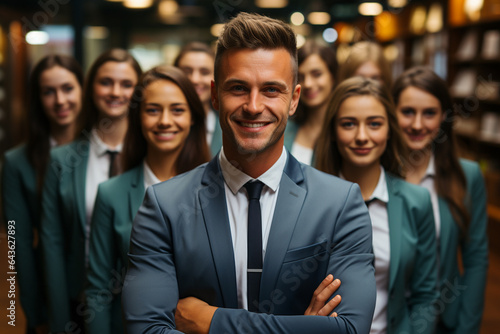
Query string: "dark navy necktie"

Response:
xmin=106 ymin=150 xmax=119 ymax=178
xmin=244 ymin=180 xmax=264 ymax=312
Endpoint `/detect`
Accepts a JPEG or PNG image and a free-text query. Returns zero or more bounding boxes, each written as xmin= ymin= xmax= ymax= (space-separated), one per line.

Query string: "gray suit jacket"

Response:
xmin=122 ymin=152 xmax=376 ymax=333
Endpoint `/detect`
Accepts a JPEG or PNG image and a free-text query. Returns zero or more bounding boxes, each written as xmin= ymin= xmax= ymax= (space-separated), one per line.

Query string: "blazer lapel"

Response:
xmin=438 ymin=197 xmax=452 ymax=260
xmin=128 ymin=165 xmax=145 ymax=222
xmin=73 ymin=139 xmax=90 ymax=233
xmin=386 ymin=174 xmax=402 ymax=292
xmin=199 ymin=157 xmax=238 ymax=308
xmin=260 ymin=154 xmax=306 ymax=300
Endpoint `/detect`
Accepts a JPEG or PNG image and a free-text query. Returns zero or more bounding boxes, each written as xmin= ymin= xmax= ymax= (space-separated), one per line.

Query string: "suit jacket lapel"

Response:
xmin=199 ymin=157 xmax=238 ymax=308
xmin=386 ymin=174 xmax=402 ymax=292
xmin=438 ymin=197 xmax=452 ymax=259
xmin=73 ymin=139 xmax=90 ymax=233
xmin=260 ymin=154 xmax=306 ymax=299
xmin=128 ymin=165 xmax=145 ymax=222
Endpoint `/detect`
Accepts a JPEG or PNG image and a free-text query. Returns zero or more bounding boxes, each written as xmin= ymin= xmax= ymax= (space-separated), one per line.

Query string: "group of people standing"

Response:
xmin=1 ymin=11 xmax=488 ymax=334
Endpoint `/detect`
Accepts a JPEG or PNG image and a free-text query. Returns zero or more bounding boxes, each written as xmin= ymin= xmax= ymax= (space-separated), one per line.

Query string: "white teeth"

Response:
xmin=240 ymin=122 xmax=265 ymax=128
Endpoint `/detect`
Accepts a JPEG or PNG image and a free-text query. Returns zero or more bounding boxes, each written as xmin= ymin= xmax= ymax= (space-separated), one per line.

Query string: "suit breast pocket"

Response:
xmin=275 ymin=241 xmax=330 ymax=314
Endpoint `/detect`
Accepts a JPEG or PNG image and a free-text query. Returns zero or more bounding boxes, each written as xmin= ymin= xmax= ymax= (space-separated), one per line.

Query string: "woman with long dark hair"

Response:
xmin=85 ymin=65 xmax=210 ymax=334
xmin=40 ymin=49 xmax=142 ymax=333
xmin=284 ymin=40 xmax=337 ymax=165
xmin=392 ymin=66 xmax=488 ymax=334
xmin=2 ymin=54 xmax=83 ymax=334
xmin=316 ymin=77 xmax=438 ymax=334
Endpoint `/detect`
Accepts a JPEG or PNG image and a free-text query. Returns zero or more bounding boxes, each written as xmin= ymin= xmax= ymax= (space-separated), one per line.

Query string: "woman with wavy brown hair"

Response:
xmin=2 ymin=54 xmax=83 ymax=334
xmin=392 ymin=66 xmax=488 ymax=334
xmin=40 ymin=49 xmax=142 ymax=333
xmin=85 ymin=65 xmax=210 ymax=334
xmin=316 ymin=76 xmax=438 ymax=334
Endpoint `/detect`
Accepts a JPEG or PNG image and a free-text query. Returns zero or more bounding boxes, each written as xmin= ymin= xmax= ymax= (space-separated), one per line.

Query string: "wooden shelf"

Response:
xmin=488 ymin=204 xmax=500 ymax=221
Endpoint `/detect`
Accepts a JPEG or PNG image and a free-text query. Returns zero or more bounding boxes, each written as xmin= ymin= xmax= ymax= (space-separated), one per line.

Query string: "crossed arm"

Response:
xmin=175 ymin=275 xmax=342 ymax=334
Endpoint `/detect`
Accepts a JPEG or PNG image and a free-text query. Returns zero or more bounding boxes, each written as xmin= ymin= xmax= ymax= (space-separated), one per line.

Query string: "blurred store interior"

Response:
xmin=0 ymin=0 xmax=499 ymax=332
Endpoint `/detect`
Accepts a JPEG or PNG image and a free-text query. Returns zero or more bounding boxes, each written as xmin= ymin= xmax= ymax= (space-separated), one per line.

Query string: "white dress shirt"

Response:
xmin=85 ymin=128 xmax=122 ymax=262
xmin=219 ymin=146 xmax=287 ymax=309
xmin=143 ymin=160 xmax=161 ymax=191
xmin=418 ymin=155 xmax=441 ymax=240
xmin=366 ymin=167 xmax=390 ymax=334
xmin=206 ymin=109 xmax=216 ymax=145
xmin=290 ymin=141 xmax=313 ymax=165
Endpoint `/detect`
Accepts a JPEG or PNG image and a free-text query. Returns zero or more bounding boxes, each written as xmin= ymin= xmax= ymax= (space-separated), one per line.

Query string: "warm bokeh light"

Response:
xmin=336 ymin=43 xmax=351 ymax=65
xmin=388 ymin=0 xmax=407 ymax=8
xmin=296 ymin=34 xmax=306 ymax=48
xmin=255 ymin=0 xmax=288 ymax=8
xmin=375 ymin=11 xmax=398 ymax=42
xmin=26 ymin=31 xmax=49 ymax=45
xmin=159 ymin=0 xmax=179 ymax=17
xmin=383 ymin=44 xmax=399 ymax=61
xmin=307 ymin=12 xmax=331 ymax=25
xmin=410 ymin=6 xmax=427 ymax=34
xmin=323 ymin=28 xmax=338 ymax=43
xmin=290 ymin=12 xmax=305 ymax=26
xmin=359 ymin=2 xmax=383 ymax=16
xmin=464 ymin=0 xmax=484 ymax=21
xmin=210 ymin=23 xmax=224 ymax=37
xmin=426 ymin=3 xmax=443 ymax=33
xmin=84 ymin=26 xmax=109 ymax=39
xmin=123 ymin=0 xmax=153 ymax=9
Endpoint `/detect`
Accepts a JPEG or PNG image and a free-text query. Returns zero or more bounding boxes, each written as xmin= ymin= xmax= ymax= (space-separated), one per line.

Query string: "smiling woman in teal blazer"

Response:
xmin=393 ymin=67 xmax=488 ymax=334
xmin=40 ymin=49 xmax=142 ymax=333
xmin=2 ymin=55 xmax=83 ymax=334
xmin=316 ymin=77 xmax=438 ymax=334
xmin=85 ymin=65 xmax=210 ymax=334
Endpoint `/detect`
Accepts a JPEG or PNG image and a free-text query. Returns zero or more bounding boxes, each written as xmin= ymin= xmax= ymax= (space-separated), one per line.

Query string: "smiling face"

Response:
xmin=396 ymin=86 xmax=444 ymax=152
xmin=354 ymin=61 xmax=383 ymax=83
xmin=141 ymin=79 xmax=192 ymax=156
xmin=93 ymin=61 xmax=138 ymax=120
xmin=298 ymin=54 xmax=334 ymax=110
xmin=177 ymin=51 xmax=214 ymax=110
xmin=39 ymin=65 xmax=82 ymax=129
xmin=212 ymin=48 xmax=301 ymax=163
xmin=336 ymin=95 xmax=389 ymax=170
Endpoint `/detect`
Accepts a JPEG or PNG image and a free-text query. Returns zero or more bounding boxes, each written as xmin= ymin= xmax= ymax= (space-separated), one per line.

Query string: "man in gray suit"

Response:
xmin=122 ymin=12 xmax=376 ymax=334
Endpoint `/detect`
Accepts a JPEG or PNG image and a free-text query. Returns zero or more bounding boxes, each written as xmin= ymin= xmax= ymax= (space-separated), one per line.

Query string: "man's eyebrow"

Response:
xmin=222 ymin=78 xmax=288 ymax=90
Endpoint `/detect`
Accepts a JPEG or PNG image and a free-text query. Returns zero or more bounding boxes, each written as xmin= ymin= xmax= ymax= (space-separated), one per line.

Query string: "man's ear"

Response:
xmin=289 ymin=84 xmax=301 ymax=117
xmin=211 ymin=80 xmax=219 ymax=111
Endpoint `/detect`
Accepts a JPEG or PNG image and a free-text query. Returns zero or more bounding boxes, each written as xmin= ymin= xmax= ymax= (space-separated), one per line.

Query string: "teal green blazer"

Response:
xmin=436 ymin=159 xmax=488 ymax=334
xmin=283 ymin=119 xmax=299 ymax=152
xmin=210 ymin=112 xmax=222 ymax=157
xmin=384 ymin=173 xmax=438 ymax=334
xmin=1 ymin=144 xmax=47 ymax=329
xmin=40 ymin=137 xmax=90 ymax=332
xmin=85 ymin=164 xmax=145 ymax=334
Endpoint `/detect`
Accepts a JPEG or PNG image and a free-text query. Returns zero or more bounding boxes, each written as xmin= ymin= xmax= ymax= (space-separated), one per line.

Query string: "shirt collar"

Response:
xmin=219 ymin=146 xmax=287 ymax=195
xmin=90 ymin=128 xmax=123 ymax=156
xmin=424 ymin=154 xmax=436 ymax=177
xmin=367 ymin=166 xmax=389 ymax=204
xmin=143 ymin=160 xmax=161 ymax=189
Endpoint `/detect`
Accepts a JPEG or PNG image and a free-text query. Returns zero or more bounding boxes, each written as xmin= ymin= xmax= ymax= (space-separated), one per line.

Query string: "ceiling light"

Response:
xmin=159 ymin=0 xmax=178 ymax=17
xmin=123 ymin=0 xmax=153 ymax=9
xmin=388 ymin=0 xmax=407 ymax=8
xmin=255 ymin=0 xmax=288 ymax=8
xmin=290 ymin=12 xmax=305 ymax=26
xmin=426 ymin=3 xmax=443 ymax=33
xmin=26 ymin=31 xmax=49 ymax=45
xmin=359 ymin=2 xmax=383 ymax=16
xmin=307 ymin=12 xmax=331 ymax=25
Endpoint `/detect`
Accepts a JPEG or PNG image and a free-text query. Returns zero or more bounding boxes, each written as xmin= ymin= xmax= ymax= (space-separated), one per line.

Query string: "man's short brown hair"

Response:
xmin=214 ymin=12 xmax=298 ymax=85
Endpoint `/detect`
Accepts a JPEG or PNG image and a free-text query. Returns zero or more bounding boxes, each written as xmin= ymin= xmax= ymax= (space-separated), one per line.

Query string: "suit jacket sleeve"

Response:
xmin=209 ymin=182 xmax=376 ymax=334
xmin=85 ymin=184 xmax=115 ymax=334
xmin=122 ymin=186 xmax=183 ymax=334
xmin=40 ymin=152 xmax=72 ymax=332
xmin=1 ymin=150 xmax=46 ymax=327
xmin=455 ymin=162 xmax=488 ymax=334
